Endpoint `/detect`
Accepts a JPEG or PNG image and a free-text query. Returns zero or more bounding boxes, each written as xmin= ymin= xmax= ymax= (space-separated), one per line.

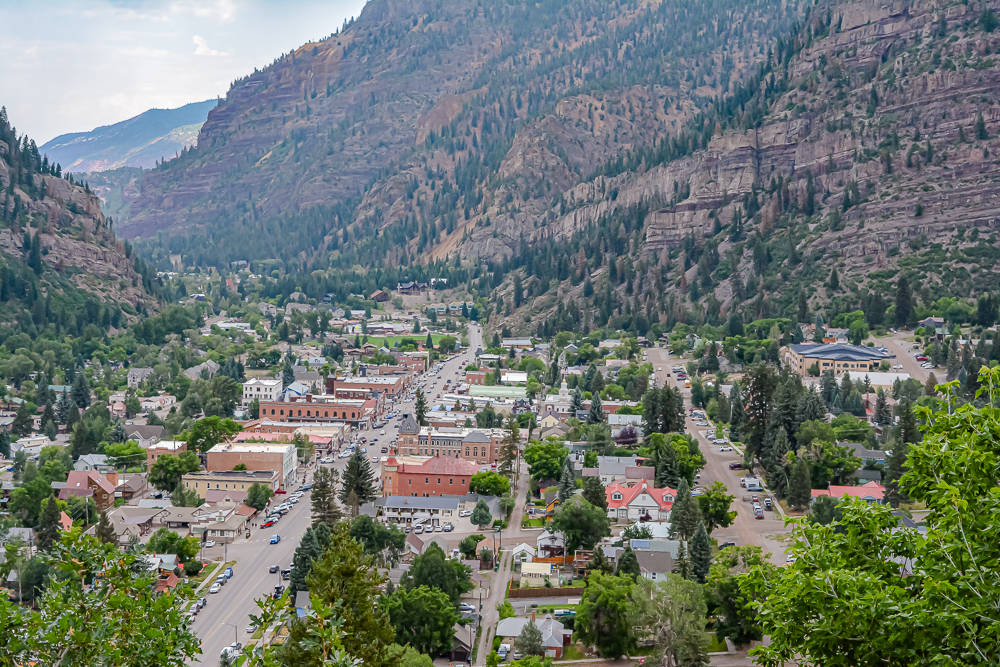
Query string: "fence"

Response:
xmin=507 ymin=583 xmax=585 ymax=598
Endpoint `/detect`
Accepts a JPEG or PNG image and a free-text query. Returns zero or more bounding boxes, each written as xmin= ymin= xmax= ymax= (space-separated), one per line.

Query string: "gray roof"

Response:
xmin=841 ymin=441 xmax=885 ymax=460
xmin=126 ymin=424 xmax=165 ymax=441
xmin=398 ymin=414 xmax=420 ymax=435
xmin=383 ymin=496 xmax=460 ymax=510
xmin=462 ymin=431 xmax=490 ymax=443
xmin=790 ymin=343 xmax=886 ymax=362
xmin=636 ymin=550 xmax=674 ymax=575
xmin=597 ymin=455 xmax=638 ymax=478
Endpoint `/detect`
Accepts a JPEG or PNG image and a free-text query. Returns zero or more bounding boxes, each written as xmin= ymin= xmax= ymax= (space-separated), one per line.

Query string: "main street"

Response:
xmin=191 ymin=322 xmax=482 ymax=663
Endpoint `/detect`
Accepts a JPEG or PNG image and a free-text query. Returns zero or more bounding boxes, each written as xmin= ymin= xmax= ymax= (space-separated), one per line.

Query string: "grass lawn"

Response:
xmin=705 ymin=633 xmax=728 ymax=653
xmin=558 ymin=644 xmax=587 ymax=660
xmin=521 ymin=518 xmax=543 ymax=528
xmin=191 ymin=562 xmax=220 ymax=585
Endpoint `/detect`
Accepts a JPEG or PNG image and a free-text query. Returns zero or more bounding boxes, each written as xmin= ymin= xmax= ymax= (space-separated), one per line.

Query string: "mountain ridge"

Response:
xmin=40 ymin=99 xmax=216 ymax=173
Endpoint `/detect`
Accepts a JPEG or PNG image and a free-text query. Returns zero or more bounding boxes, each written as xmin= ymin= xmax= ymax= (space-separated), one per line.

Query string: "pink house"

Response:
xmin=811 ymin=480 xmax=886 ymax=505
xmin=605 ymin=479 xmax=677 ymax=522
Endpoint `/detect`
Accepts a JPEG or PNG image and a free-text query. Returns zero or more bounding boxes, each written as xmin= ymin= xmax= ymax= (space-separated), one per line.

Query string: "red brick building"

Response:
xmin=380 ymin=455 xmax=479 ymax=497
xmin=465 ymin=371 xmax=487 ymax=385
xmin=325 ymin=376 xmax=406 ymax=399
xmin=257 ymin=395 xmax=377 ymax=427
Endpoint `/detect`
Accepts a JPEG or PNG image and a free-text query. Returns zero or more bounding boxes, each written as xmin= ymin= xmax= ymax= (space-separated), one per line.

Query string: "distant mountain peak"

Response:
xmin=40 ymin=99 xmax=217 ymax=173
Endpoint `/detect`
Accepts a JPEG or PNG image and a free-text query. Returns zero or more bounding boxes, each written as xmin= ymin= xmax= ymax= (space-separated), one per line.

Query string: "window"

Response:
xmin=425 ymin=477 xmax=429 ymax=484
xmin=408 ymin=480 xmax=411 ymax=485
xmin=437 ymin=478 xmax=441 ymax=484
xmin=462 ymin=479 xmax=466 ymax=485
xmin=612 ymin=493 xmax=622 ymax=500
xmin=465 ymin=448 xmax=470 ymax=456
xmin=449 ymin=479 xmax=453 ymax=485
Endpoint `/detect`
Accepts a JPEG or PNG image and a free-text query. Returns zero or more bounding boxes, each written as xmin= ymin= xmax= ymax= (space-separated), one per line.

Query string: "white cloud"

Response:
xmin=171 ymin=0 xmax=237 ymax=24
xmin=193 ymin=35 xmax=227 ymax=57
xmin=0 ymin=0 xmax=368 ymax=143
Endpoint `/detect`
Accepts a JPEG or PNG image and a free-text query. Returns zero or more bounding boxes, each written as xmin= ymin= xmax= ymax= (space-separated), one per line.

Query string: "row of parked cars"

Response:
xmin=405 ymin=521 xmax=454 ymax=534
xmin=208 ymin=565 xmax=235 ymax=595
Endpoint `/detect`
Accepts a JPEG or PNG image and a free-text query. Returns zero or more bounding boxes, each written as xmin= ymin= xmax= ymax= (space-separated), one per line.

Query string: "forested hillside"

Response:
xmin=490 ymin=0 xmax=1000 ymax=338
xmin=0 ymin=107 xmax=159 ymax=342
xmin=118 ymin=0 xmax=803 ymax=271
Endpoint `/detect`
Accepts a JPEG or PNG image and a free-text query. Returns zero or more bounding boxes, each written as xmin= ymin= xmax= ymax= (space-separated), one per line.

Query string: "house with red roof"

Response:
xmin=811 ymin=480 xmax=886 ymax=505
xmin=605 ymin=480 xmax=677 ymax=522
xmin=58 ymin=470 xmax=117 ymax=511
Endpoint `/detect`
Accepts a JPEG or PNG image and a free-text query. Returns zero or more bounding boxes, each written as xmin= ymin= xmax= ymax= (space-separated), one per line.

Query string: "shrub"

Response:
xmin=183 ymin=560 xmax=203 ymax=577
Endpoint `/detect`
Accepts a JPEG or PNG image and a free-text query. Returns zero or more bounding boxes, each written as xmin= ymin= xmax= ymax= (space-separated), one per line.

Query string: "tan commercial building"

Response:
xmin=182 ymin=469 xmax=281 ymax=493
xmin=206 ymin=442 xmax=296 ymax=487
xmin=781 ymin=343 xmax=888 ymax=378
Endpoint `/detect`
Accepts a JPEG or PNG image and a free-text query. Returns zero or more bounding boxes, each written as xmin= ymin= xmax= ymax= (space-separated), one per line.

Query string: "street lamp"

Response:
xmin=221 ymin=621 xmax=238 ymax=648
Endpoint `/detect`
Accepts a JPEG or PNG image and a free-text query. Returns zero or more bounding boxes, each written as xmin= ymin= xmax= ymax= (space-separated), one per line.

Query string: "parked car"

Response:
xmin=729 ymin=462 xmax=743 ymax=470
xmin=459 ymin=602 xmax=476 ymax=612
xmin=203 ymin=540 xmax=216 ymax=548
xmin=916 ymin=355 xmax=928 ymax=361
xmin=270 ymin=535 xmax=281 ymax=544
xmin=210 ymin=583 xmax=221 ymax=594
xmin=262 ymin=520 xmax=276 ymax=528
xmin=764 ymin=498 xmax=773 ymax=510
xmin=225 ymin=566 xmax=234 ymax=579
xmin=443 ymin=523 xmax=454 ymax=532
xmin=281 ymin=569 xmax=291 ymax=580
xmin=413 ymin=525 xmax=424 ymax=534
xmin=215 ymin=574 xmax=226 ymax=586
xmin=719 ymin=541 xmax=737 ymax=549
xmin=720 ymin=446 xmax=733 ymax=452
xmin=189 ymin=603 xmax=200 ymax=616
xmin=459 ymin=509 xmax=472 ymax=517
xmin=246 ymin=623 xmax=256 ymax=634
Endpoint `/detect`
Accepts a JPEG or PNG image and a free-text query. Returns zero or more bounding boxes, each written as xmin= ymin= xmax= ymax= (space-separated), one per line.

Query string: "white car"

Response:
xmin=893 ymin=365 xmax=904 ymax=370
xmin=459 ymin=509 xmax=472 ymax=517
xmin=210 ymin=583 xmax=221 ymax=594
xmin=720 ymin=446 xmax=733 ymax=452
xmin=288 ymin=497 xmax=299 ymax=504
xmin=714 ymin=438 xmax=728 ymax=445
xmin=203 ymin=540 xmax=216 ymax=548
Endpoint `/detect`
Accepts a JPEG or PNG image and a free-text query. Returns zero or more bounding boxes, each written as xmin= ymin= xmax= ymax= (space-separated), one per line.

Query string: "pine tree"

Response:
xmin=11 ymin=402 xmax=33 ymax=437
xmin=884 ymin=440 xmax=910 ymax=508
xmin=874 ymin=389 xmax=892 ymax=429
xmin=669 ymin=479 xmax=701 ymax=541
xmin=339 ymin=451 xmax=377 ymax=515
xmin=689 ymin=521 xmax=712 ymax=584
xmin=615 ymin=547 xmax=641 ymax=581
xmin=894 ymin=277 xmax=912 ymax=327
xmin=415 ymin=390 xmax=427 ymax=426
xmin=673 ymin=542 xmax=693 ymax=580
xmin=924 ymin=372 xmax=938 ymax=396
xmin=571 ymin=388 xmax=584 ymax=414
xmin=787 ymin=454 xmax=812 ymax=510
xmin=290 ymin=527 xmax=320 ymax=596
xmin=498 ymin=415 xmax=520 ymax=476
xmin=728 ymin=382 xmax=743 ymax=439
xmin=37 ymin=494 xmax=62 ymax=550
xmin=587 ymin=392 xmax=604 ymax=424
xmin=654 ymin=437 xmax=681 ymax=488
xmin=946 ymin=345 xmax=961 ymax=381
xmin=582 ymin=476 xmax=608 ymax=511
xmin=765 ymin=427 xmax=790 ymax=498
xmin=96 ymin=510 xmax=117 ymax=544
xmin=425 ymin=332 xmax=434 ymax=350
xmin=55 ymin=390 xmax=71 ymax=424
xmin=71 ymin=371 xmax=91 ymax=409
xmin=557 ymin=459 xmax=575 ymax=502
xmin=282 ymin=356 xmax=295 ymax=388
xmin=829 ymin=267 xmax=840 ymax=291
xmin=311 ymin=466 xmax=343 ymax=528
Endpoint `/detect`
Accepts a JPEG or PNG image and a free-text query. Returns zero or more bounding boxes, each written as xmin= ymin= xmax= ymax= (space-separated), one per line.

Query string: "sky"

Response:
xmin=0 ymin=0 xmax=368 ymax=144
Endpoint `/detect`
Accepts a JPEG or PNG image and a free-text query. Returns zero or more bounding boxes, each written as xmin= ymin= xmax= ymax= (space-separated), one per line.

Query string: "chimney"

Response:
xmin=106 ymin=472 xmax=119 ymax=487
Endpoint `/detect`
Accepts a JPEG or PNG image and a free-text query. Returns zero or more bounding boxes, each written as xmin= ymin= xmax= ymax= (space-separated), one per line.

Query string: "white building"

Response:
xmin=242 ymin=377 xmax=282 ymax=406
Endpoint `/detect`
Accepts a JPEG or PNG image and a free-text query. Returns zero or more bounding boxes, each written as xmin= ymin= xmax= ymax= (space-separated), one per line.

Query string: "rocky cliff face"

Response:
xmin=116 ymin=0 xmax=803 ymax=272
xmin=493 ymin=0 xmax=1000 ymax=317
xmin=1 ymin=115 xmax=154 ymax=311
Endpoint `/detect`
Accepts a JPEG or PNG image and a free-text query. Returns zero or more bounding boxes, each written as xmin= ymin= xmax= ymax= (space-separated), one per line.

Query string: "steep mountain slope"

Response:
xmin=0 ymin=107 xmax=158 ymax=338
xmin=117 ymin=0 xmax=803 ymax=270
xmin=487 ymin=0 xmax=1000 ymax=336
xmin=40 ymin=99 xmax=216 ymax=173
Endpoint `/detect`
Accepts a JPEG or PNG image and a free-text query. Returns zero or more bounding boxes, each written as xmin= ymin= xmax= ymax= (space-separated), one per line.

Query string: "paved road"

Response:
xmin=644 ymin=347 xmax=789 ymax=564
xmin=473 ymin=462 xmax=529 ymax=667
xmin=871 ymin=332 xmax=933 ymax=384
xmin=191 ymin=323 xmax=483 ymax=663
xmin=191 ymin=486 xmax=314 ymax=663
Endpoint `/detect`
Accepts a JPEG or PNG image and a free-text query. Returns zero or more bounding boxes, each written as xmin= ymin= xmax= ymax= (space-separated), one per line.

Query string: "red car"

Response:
xmin=916 ymin=355 xmax=928 ymax=362
xmin=262 ymin=520 xmax=276 ymax=528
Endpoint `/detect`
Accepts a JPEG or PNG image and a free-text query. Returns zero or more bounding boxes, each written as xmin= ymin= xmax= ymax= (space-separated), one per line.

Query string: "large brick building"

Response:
xmin=380 ymin=455 xmax=480 ymax=497
xmin=257 ymin=395 xmax=377 ymax=428
xmin=396 ymin=414 xmax=503 ymax=466
xmin=325 ymin=376 xmax=407 ymax=399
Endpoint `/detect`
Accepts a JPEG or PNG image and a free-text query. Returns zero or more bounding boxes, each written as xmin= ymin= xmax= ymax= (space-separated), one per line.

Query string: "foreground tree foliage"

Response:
xmin=0 ymin=531 xmax=200 ymax=666
xmin=749 ymin=369 xmax=1000 ymax=665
